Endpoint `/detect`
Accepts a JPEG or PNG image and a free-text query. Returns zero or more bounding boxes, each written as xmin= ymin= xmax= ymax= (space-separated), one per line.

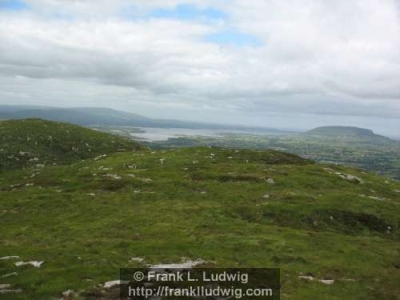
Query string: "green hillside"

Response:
xmin=0 ymin=119 xmax=144 ymax=171
xmin=0 ymin=122 xmax=399 ymax=299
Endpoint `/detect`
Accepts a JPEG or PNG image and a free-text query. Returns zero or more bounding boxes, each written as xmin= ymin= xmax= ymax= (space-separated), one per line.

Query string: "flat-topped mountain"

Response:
xmin=305 ymin=126 xmax=383 ymax=138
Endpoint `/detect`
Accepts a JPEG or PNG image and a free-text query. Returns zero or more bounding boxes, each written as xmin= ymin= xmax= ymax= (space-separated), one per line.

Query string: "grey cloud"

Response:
xmin=0 ymin=0 xmax=399 ymax=133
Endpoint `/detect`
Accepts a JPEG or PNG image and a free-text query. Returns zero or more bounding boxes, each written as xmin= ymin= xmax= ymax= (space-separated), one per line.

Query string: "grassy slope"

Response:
xmin=0 ymin=119 xmax=144 ymax=171
xmin=148 ymin=133 xmax=400 ymax=180
xmin=0 ymin=145 xmax=399 ymax=299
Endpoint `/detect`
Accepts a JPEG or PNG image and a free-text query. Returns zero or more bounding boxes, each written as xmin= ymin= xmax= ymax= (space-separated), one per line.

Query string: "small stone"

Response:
xmin=1 ymin=272 xmax=18 ymax=278
xmin=267 ymin=178 xmax=275 ymax=184
xmin=0 ymin=284 xmax=11 ymax=289
xmin=130 ymin=257 xmax=145 ymax=263
xmin=299 ymin=275 xmax=314 ymax=281
xmin=0 ymin=256 xmax=20 ymax=260
xmin=15 ymin=261 xmax=43 ymax=268
xmin=94 ymin=154 xmax=107 ymax=161
xmin=104 ymin=174 xmax=122 ymax=180
xmin=104 ymin=280 xmax=129 ymax=289
xmin=319 ymin=279 xmax=334 ymax=285
xmin=62 ymin=289 xmax=75 ymax=298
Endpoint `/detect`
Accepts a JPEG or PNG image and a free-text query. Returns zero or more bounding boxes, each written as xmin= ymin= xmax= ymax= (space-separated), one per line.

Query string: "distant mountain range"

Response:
xmin=0 ymin=105 xmax=392 ymax=140
xmin=0 ymin=105 xmax=288 ymax=134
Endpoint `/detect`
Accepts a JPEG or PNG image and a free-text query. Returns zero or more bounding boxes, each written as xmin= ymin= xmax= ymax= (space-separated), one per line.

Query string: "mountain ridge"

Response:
xmin=0 ymin=105 xmax=288 ymax=134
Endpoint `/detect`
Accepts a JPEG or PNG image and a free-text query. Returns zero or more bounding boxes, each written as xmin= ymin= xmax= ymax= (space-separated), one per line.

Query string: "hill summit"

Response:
xmin=0 ymin=118 xmax=144 ymax=170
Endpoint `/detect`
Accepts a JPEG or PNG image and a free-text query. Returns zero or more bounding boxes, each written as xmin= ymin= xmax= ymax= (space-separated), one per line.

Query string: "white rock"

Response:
xmin=263 ymin=194 xmax=270 ymax=199
xmin=267 ymin=178 xmax=275 ymax=184
xmin=104 ymin=174 xmax=122 ymax=180
xmin=15 ymin=261 xmax=43 ymax=268
xmin=319 ymin=279 xmax=334 ymax=285
xmin=299 ymin=275 xmax=314 ymax=281
xmin=94 ymin=154 xmax=107 ymax=161
xmin=130 ymin=257 xmax=145 ymax=263
xmin=150 ymin=259 xmax=205 ymax=270
xmin=338 ymin=173 xmax=364 ymax=184
xmin=104 ymin=280 xmax=129 ymax=289
xmin=1 ymin=272 xmax=18 ymax=278
xmin=0 ymin=284 xmax=11 ymax=289
xmin=0 ymin=256 xmax=19 ymax=260
xmin=62 ymin=289 xmax=75 ymax=298
xmin=368 ymin=196 xmax=385 ymax=201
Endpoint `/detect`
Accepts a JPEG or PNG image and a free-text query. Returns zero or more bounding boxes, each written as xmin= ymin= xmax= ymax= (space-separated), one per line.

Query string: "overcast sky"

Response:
xmin=0 ymin=0 xmax=399 ymax=136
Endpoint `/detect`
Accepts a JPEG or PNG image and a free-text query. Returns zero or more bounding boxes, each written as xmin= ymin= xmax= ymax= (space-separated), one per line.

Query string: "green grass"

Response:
xmin=145 ymin=131 xmax=400 ymax=179
xmin=0 ymin=146 xmax=399 ymax=299
xmin=0 ymin=119 xmax=144 ymax=171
